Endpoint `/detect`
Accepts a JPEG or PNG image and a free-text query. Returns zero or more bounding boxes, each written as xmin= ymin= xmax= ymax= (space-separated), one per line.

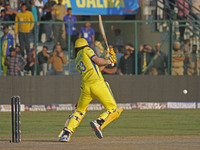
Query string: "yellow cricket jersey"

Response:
xmin=75 ymin=47 xmax=104 ymax=84
xmin=15 ymin=11 xmax=34 ymax=34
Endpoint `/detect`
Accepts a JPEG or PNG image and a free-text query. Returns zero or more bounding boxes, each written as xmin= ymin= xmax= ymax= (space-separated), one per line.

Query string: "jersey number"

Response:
xmin=77 ymin=61 xmax=86 ymax=75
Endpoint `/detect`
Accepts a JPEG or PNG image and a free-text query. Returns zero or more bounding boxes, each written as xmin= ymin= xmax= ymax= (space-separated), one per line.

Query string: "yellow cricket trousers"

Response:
xmin=67 ymin=80 xmax=117 ymax=132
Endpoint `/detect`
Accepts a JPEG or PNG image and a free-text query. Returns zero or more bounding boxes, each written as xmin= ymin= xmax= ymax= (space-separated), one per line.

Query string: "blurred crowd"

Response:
xmin=0 ymin=0 xmax=200 ymax=76
xmin=106 ymin=39 xmax=200 ymax=76
xmin=163 ymin=0 xmax=200 ymax=41
xmin=1 ymin=0 xmax=86 ymax=76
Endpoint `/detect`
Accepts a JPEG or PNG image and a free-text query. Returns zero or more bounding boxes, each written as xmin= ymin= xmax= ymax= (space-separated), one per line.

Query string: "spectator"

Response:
xmin=25 ymin=47 xmax=40 ymax=75
xmin=5 ymin=47 xmax=26 ymax=76
xmin=0 ymin=10 xmax=9 ymax=28
xmin=151 ymin=43 xmax=168 ymax=75
xmin=177 ymin=0 xmax=189 ymax=41
xmin=113 ymin=29 xmax=124 ymax=52
xmin=5 ymin=1 xmax=17 ymax=21
xmin=9 ymin=0 xmax=19 ymax=11
xmin=15 ymin=44 xmax=21 ymax=55
xmin=124 ymin=44 xmax=134 ymax=54
xmin=114 ymin=46 xmax=123 ymax=69
xmin=52 ymin=0 xmax=67 ymax=45
xmin=118 ymin=46 xmax=134 ymax=75
xmin=93 ymin=32 xmax=104 ymax=57
xmin=24 ymin=0 xmax=32 ymax=11
xmin=182 ymin=39 xmax=191 ymax=53
xmin=78 ymin=22 xmax=95 ymax=48
xmin=1 ymin=9 xmax=9 ymax=21
xmin=119 ymin=44 xmax=141 ymax=75
xmin=182 ymin=40 xmax=191 ymax=75
xmin=186 ymin=45 xmax=200 ymax=75
xmin=35 ymin=0 xmax=44 ymax=43
xmin=16 ymin=44 xmax=26 ymax=75
xmin=35 ymin=0 xmax=44 ymax=17
xmin=1 ymin=25 xmax=14 ymax=76
xmin=140 ymin=44 xmax=155 ymax=74
xmin=43 ymin=0 xmax=56 ymax=42
xmin=15 ymin=3 xmax=34 ymax=57
xmin=172 ymin=41 xmax=185 ymax=75
xmin=0 ymin=2 xmax=5 ymax=17
xmin=64 ymin=7 xmax=77 ymax=57
xmin=30 ymin=0 xmax=40 ymax=42
xmin=38 ymin=46 xmax=51 ymax=76
xmin=47 ymin=44 xmax=67 ymax=75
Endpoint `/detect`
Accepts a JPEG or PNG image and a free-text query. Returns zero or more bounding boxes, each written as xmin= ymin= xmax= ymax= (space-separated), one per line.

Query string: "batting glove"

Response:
xmin=104 ymin=48 xmax=110 ymax=58
xmin=109 ymin=48 xmax=116 ymax=57
xmin=108 ymin=55 xmax=117 ymax=64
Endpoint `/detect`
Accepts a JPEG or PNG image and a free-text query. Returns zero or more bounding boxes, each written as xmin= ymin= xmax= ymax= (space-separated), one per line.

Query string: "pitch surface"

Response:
xmin=1 ymin=136 xmax=200 ymax=150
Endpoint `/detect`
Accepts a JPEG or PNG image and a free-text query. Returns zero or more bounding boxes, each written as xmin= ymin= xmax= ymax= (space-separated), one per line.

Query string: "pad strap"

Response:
xmin=71 ymin=115 xmax=81 ymax=122
xmin=75 ymin=110 xmax=83 ymax=116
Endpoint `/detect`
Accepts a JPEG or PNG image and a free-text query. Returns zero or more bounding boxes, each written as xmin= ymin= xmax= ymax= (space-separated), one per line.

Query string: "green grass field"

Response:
xmin=0 ymin=109 xmax=200 ymax=140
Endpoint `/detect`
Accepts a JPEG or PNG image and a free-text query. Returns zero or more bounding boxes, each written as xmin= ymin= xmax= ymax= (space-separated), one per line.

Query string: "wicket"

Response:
xmin=11 ymin=96 xmax=21 ymax=143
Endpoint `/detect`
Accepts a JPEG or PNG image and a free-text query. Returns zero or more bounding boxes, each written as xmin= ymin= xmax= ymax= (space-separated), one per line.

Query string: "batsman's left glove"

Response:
xmin=108 ymin=55 xmax=117 ymax=64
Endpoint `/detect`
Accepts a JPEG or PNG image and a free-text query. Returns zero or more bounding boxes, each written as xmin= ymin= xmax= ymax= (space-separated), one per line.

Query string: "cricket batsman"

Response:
xmin=59 ymin=38 xmax=123 ymax=142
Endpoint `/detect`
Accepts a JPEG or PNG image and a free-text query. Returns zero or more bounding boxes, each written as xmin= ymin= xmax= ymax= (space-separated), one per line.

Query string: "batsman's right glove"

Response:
xmin=109 ymin=48 xmax=116 ymax=57
xmin=104 ymin=49 xmax=110 ymax=58
xmin=105 ymin=48 xmax=116 ymax=58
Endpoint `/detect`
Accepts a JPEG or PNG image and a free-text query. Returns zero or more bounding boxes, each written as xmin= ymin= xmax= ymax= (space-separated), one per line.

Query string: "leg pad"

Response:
xmin=100 ymin=108 xmax=123 ymax=130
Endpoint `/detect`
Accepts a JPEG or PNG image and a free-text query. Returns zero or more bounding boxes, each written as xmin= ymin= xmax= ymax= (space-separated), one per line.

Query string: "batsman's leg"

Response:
xmin=58 ymin=104 xmax=77 ymax=138
xmin=99 ymin=108 xmax=123 ymax=130
xmin=90 ymin=108 xmax=123 ymax=139
xmin=59 ymin=86 xmax=92 ymax=142
xmin=90 ymin=81 xmax=123 ymax=138
xmin=58 ymin=104 xmax=87 ymax=142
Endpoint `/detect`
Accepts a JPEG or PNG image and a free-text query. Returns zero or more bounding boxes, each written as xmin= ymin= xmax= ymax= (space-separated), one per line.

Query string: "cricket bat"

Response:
xmin=98 ymin=15 xmax=109 ymax=50
xmin=98 ymin=15 xmax=114 ymax=66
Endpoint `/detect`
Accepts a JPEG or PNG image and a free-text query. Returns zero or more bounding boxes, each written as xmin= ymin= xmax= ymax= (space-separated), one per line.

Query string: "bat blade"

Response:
xmin=98 ymin=15 xmax=109 ymax=49
xmin=98 ymin=15 xmax=114 ymax=66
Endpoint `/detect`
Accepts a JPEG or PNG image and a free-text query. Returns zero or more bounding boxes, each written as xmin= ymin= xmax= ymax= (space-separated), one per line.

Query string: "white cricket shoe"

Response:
xmin=90 ymin=120 xmax=103 ymax=139
xmin=59 ymin=128 xmax=72 ymax=142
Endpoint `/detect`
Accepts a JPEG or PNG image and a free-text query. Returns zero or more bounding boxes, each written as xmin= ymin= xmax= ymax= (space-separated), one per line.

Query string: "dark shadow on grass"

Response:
xmin=0 ymin=139 xmax=11 ymax=142
xmin=23 ymin=139 xmax=60 ymax=143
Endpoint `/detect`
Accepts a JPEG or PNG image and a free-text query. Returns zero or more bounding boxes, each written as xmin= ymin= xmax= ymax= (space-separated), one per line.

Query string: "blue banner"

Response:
xmin=44 ymin=0 xmax=138 ymax=15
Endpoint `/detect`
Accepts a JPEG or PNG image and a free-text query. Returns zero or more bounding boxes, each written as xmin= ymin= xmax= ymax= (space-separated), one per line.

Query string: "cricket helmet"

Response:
xmin=75 ymin=38 xmax=88 ymax=48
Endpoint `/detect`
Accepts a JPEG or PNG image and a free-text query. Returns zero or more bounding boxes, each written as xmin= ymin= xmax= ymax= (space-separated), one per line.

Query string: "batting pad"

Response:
xmin=100 ymin=108 xmax=123 ymax=130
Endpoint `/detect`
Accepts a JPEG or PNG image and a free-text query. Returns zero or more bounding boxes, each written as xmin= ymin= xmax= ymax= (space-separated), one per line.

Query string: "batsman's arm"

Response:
xmin=92 ymin=56 xmax=111 ymax=71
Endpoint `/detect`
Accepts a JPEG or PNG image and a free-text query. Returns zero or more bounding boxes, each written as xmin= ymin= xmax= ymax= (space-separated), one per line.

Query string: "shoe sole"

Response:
xmin=59 ymin=137 xmax=69 ymax=142
xmin=59 ymin=135 xmax=72 ymax=142
xmin=90 ymin=121 xmax=103 ymax=139
xmin=59 ymin=131 xmax=72 ymax=142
